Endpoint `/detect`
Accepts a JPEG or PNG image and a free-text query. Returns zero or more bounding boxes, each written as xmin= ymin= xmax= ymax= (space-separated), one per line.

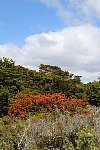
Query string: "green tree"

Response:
xmin=85 ymin=81 xmax=100 ymax=106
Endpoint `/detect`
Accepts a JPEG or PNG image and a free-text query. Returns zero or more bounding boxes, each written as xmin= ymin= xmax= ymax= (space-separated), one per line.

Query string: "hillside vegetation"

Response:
xmin=0 ymin=57 xmax=100 ymax=150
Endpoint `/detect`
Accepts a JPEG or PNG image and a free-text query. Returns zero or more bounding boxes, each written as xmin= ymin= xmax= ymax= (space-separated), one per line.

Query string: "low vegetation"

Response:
xmin=0 ymin=57 xmax=100 ymax=149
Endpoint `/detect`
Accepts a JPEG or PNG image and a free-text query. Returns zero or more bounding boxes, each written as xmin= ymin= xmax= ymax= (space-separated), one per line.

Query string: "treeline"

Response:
xmin=0 ymin=57 xmax=100 ymax=117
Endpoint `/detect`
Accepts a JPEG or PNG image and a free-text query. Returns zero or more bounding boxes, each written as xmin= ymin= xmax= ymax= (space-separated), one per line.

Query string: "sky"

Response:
xmin=0 ymin=0 xmax=100 ymax=83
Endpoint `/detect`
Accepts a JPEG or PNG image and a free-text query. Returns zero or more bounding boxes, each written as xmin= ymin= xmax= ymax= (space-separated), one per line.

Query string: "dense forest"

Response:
xmin=0 ymin=57 xmax=100 ymax=150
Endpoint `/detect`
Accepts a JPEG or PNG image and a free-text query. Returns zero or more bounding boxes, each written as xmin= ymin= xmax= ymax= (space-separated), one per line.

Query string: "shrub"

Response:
xmin=0 ymin=116 xmax=25 ymax=150
xmin=8 ymin=93 xmax=66 ymax=119
xmin=62 ymin=137 xmax=75 ymax=150
xmin=66 ymin=97 xmax=90 ymax=115
xmin=74 ymin=125 xmax=99 ymax=150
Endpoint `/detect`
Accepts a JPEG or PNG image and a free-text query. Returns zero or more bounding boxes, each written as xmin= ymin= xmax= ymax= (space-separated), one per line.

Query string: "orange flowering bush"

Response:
xmin=66 ymin=97 xmax=90 ymax=115
xmin=8 ymin=93 xmax=92 ymax=120
xmin=8 ymin=93 xmax=66 ymax=119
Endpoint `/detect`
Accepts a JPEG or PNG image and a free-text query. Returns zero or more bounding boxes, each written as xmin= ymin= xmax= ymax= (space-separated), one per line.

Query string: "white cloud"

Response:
xmin=0 ymin=43 xmax=20 ymax=59
xmin=0 ymin=24 xmax=100 ymax=83
xmin=83 ymin=0 xmax=100 ymax=17
xmin=39 ymin=0 xmax=100 ymax=25
xmin=40 ymin=0 xmax=82 ymax=25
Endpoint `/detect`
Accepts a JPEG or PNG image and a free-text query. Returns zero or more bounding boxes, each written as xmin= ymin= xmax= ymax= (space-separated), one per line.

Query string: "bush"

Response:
xmin=0 ymin=116 xmax=25 ymax=150
xmin=74 ymin=125 xmax=99 ymax=150
xmin=8 ymin=93 xmax=66 ymax=120
xmin=62 ymin=137 xmax=75 ymax=150
xmin=66 ymin=97 xmax=90 ymax=115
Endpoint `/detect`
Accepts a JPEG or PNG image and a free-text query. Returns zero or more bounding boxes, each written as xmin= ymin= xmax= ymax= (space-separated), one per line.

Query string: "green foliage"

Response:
xmin=0 ymin=57 xmax=85 ymax=117
xmin=74 ymin=125 xmax=99 ymax=150
xmin=0 ymin=57 xmax=99 ymax=118
xmin=1 ymin=110 xmax=100 ymax=149
xmin=0 ymin=57 xmax=100 ymax=150
xmin=85 ymin=81 xmax=100 ymax=106
xmin=0 ymin=116 xmax=25 ymax=150
xmin=0 ymin=87 xmax=9 ymax=117
xmin=62 ymin=137 xmax=75 ymax=150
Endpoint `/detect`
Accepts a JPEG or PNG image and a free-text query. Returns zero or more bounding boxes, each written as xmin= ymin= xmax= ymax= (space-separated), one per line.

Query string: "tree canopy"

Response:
xmin=0 ymin=57 xmax=100 ymax=117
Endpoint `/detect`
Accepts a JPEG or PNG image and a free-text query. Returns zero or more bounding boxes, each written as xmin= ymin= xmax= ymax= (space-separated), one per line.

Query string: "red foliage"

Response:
xmin=66 ymin=97 xmax=89 ymax=115
xmin=8 ymin=93 xmax=66 ymax=119
xmin=8 ymin=93 xmax=91 ymax=120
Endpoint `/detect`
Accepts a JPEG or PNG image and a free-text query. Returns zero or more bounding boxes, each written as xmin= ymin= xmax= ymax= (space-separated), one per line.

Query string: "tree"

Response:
xmin=0 ymin=87 xmax=9 ymax=117
xmin=85 ymin=81 xmax=100 ymax=106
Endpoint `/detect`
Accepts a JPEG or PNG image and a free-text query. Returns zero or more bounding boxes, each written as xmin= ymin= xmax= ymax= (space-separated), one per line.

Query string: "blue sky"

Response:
xmin=0 ymin=0 xmax=100 ymax=83
xmin=0 ymin=0 xmax=64 ymax=45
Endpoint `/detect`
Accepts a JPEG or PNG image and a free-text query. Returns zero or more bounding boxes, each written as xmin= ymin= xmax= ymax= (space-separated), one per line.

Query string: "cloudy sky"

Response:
xmin=0 ymin=0 xmax=100 ymax=83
